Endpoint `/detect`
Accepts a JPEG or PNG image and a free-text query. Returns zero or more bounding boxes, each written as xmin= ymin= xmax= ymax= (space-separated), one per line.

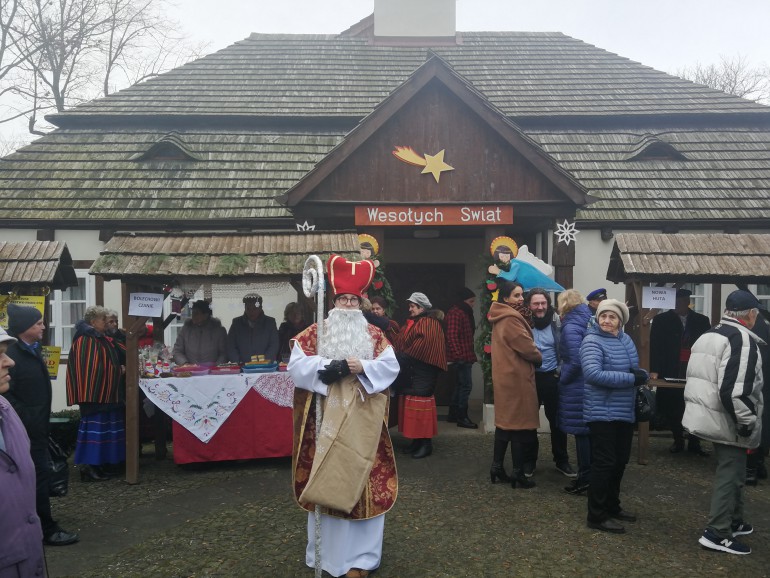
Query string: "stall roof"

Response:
xmin=0 ymin=241 xmax=78 ymax=290
xmin=89 ymin=231 xmax=360 ymax=282
xmin=607 ymin=233 xmax=770 ymax=284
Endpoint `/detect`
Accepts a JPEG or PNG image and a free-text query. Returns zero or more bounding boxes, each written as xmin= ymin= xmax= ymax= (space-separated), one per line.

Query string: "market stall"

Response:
xmin=89 ymin=230 xmax=360 ymax=483
xmin=607 ymin=232 xmax=770 ymax=464
xmin=139 ymin=371 xmax=295 ymax=464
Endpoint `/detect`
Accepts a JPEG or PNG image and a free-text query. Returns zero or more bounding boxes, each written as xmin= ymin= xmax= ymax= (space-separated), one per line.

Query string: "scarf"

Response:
xmin=511 ymin=302 xmax=534 ymax=328
xmin=532 ymin=307 xmax=555 ymax=330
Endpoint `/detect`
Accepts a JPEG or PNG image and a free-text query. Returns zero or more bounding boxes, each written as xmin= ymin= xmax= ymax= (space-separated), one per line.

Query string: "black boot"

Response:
xmin=401 ymin=439 xmax=420 ymax=454
xmin=412 ymin=439 xmax=433 ymax=459
xmin=447 ymin=406 xmax=458 ymax=423
xmin=80 ymin=464 xmax=109 ymax=482
xmin=490 ymin=431 xmax=511 ymax=483
xmin=511 ymin=436 xmax=535 ymax=489
xmin=456 ymin=406 xmax=478 ymax=429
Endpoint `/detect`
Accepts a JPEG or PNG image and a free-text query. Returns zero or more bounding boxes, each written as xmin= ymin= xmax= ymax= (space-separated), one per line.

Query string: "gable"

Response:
xmin=297 ymin=79 xmax=582 ymax=211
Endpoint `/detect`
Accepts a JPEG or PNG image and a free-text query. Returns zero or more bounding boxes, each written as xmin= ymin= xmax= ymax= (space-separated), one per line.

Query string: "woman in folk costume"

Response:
xmin=395 ymin=292 xmax=448 ymax=459
xmin=66 ymin=305 xmax=125 ymax=481
xmin=488 ymin=281 xmax=542 ymax=488
xmin=287 ymin=255 xmax=400 ymax=578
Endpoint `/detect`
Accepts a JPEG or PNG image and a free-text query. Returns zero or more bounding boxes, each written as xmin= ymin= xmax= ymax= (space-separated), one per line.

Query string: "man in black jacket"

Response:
xmin=649 ymin=289 xmax=711 ymax=455
xmin=3 ymin=303 xmax=79 ymax=546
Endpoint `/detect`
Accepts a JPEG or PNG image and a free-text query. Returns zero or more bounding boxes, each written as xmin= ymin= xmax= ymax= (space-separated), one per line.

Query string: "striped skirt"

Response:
xmin=398 ymin=395 xmax=437 ymax=439
xmin=74 ymin=408 xmax=126 ymax=465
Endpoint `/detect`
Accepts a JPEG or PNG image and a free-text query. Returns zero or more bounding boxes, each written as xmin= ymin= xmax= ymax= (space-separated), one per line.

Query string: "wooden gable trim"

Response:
xmin=280 ymin=56 xmax=592 ymax=208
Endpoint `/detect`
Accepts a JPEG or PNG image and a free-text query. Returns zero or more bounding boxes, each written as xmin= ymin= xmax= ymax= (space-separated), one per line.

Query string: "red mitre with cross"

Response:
xmin=327 ymin=254 xmax=375 ymax=298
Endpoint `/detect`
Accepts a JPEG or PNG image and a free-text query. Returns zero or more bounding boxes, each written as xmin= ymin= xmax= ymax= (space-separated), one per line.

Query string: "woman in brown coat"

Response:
xmin=488 ymin=281 xmax=542 ymax=488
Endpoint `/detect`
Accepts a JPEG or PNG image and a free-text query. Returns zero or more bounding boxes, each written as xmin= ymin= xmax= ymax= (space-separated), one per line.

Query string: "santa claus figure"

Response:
xmin=287 ymin=254 xmax=400 ymax=578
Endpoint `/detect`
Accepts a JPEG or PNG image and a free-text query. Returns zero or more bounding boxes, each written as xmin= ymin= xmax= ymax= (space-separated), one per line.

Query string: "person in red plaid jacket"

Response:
xmin=445 ymin=288 xmax=479 ymax=429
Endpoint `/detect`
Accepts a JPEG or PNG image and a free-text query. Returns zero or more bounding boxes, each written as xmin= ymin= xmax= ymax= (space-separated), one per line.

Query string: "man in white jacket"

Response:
xmin=683 ymin=290 xmax=765 ymax=555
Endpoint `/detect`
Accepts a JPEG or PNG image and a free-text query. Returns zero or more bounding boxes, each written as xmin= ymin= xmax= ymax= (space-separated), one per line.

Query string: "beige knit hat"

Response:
xmin=596 ymin=298 xmax=629 ymax=326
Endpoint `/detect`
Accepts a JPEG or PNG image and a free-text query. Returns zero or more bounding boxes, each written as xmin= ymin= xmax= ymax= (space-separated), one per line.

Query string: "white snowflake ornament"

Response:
xmin=555 ymin=220 xmax=580 ymax=245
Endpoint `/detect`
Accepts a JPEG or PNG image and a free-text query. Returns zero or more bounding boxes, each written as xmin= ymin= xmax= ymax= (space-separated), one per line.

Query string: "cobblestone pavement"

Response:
xmin=45 ymin=420 xmax=770 ymax=577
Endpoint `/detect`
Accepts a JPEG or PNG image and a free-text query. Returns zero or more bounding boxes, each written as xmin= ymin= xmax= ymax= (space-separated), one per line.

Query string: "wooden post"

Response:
xmin=711 ymin=283 xmax=722 ymax=325
xmin=551 ymin=226 xmax=575 ymax=290
xmin=122 ymin=282 xmax=148 ymax=485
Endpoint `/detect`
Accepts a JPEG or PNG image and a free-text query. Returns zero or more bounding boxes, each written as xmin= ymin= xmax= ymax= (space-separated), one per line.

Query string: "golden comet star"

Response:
xmin=392 ymin=146 xmax=454 ymax=183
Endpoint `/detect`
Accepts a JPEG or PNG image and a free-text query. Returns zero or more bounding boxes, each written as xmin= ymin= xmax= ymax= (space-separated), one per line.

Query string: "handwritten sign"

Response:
xmin=642 ymin=286 xmax=676 ymax=310
xmin=128 ymin=293 xmax=164 ymax=317
xmin=0 ymin=295 xmax=46 ymax=330
xmin=41 ymin=346 xmax=61 ymax=379
xmin=355 ymin=205 xmax=513 ymax=227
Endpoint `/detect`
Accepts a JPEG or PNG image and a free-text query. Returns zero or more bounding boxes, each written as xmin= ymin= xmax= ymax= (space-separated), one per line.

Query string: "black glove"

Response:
xmin=631 ymin=368 xmax=647 ymax=386
xmin=317 ymin=359 xmax=351 ymax=385
xmin=737 ymin=424 xmax=753 ymax=438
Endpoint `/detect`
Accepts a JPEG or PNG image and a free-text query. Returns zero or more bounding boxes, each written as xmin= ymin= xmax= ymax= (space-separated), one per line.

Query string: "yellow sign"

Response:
xmin=41 ymin=346 xmax=62 ymax=379
xmin=0 ymin=295 xmax=46 ymax=330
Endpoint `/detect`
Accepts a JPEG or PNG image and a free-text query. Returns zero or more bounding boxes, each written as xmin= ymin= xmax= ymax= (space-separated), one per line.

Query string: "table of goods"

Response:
xmin=139 ymin=364 xmax=294 ymax=464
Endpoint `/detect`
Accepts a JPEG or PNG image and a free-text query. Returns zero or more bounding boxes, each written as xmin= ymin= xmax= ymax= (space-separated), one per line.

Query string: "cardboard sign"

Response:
xmin=642 ymin=286 xmax=676 ymax=310
xmin=128 ymin=293 xmax=164 ymax=317
xmin=41 ymin=346 xmax=61 ymax=379
xmin=355 ymin=205 xmax=513 ymax=226
xmin=0 ymin=295 xmax=47 ymax=330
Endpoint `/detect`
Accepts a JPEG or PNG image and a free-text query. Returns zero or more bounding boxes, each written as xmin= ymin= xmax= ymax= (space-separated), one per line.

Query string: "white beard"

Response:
xmin=317 ymin=308 xmax=374 ymax=360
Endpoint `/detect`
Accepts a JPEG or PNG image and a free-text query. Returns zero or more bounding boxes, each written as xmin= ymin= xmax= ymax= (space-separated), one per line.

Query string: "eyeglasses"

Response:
xmin=335 ymin=296 xmax=360 ymax=305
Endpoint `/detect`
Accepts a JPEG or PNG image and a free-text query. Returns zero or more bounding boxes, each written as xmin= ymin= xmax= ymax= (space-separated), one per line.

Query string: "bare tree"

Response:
xmin=0 ymin=0 xmax=37 ymax=125
xmin=101 ymin=0 xmax=204 ymax=96
xmin=1 ymin=0 xmax=204 ymax=135
xmin=677 ymin=55 xmax=770 ymax=104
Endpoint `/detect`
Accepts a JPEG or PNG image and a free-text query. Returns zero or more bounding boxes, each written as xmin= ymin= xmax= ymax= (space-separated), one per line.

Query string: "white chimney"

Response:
xmin=374 ymin=0 xmax=456 ymax=38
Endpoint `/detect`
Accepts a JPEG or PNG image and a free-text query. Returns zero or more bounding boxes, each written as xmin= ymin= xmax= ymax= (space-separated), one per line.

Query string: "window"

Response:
xmin=47 ymin=270 xmax=96 ymax=355
xmin=680 ymin=283 xmax=708 ymax=315
xmin=163 ymin=289 xmax=203 ymax=347
xmin=754 ymin=284 xmax=770 ymax=311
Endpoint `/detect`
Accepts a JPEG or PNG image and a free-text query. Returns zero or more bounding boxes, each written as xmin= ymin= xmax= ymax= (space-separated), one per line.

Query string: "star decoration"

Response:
xmin=296 ymin=221 xmax=315 ymax=232
xmin=421 ymin=149 xmax=454 ymax=183
xmin=555 ymin=219 xmax=580 ymax=245
xmin=392 ymin=145 xmax=454 ymax=183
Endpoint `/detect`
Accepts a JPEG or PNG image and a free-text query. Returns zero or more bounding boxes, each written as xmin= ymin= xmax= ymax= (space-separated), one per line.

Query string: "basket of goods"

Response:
xmin=210 ymin=362 xmax=242 ymax=375
xmin=243 ymin=355 xmax=278 ymax=373
xmin=172 ymin=364 xmax=210 ymax=377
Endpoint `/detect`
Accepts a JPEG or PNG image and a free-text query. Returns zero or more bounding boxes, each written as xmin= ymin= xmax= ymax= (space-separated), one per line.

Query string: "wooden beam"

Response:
xmin=123 ymin=282 xmax=147 ymax=485
xmin=711 ymin=284 xmax=722 ymax=325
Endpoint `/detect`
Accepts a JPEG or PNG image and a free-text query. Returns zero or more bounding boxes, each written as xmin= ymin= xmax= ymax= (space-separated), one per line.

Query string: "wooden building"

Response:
xmin=1 ymin=3 xmax=769 ymax=408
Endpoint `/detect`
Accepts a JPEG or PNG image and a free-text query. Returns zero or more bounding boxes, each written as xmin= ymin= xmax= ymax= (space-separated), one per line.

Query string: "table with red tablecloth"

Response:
xmin=139 ymin=372 xmax=295 ymax=464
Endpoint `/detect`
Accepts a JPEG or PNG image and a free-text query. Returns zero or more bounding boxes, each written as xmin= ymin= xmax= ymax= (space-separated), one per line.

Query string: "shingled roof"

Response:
xmin=0 ymin=128 xmax=344 ymax=225
xmin=2 ymin=28 xmax=769 ymax=226
xmin=529 ymin=127 xmax=770 ymax=223
xmin=607 ymin=233 xmax=770 ymax=284
xmin=0 ymin=241 xmax=78 ymax=290
xmin=49 ymin=32 xmax=768 ymax=122
xmin=90 ymin=231 xmax=360 ymax=282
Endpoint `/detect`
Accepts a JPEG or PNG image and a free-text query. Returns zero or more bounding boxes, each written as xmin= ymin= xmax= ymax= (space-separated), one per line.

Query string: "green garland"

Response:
xmin=365 ymin=256 xmax=397 ymax=318
xmin=474 ymin=254 xmax=513 ymax=404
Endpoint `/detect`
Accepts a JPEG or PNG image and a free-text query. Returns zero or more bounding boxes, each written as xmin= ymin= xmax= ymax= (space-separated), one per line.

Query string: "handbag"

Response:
xmin=635 ymin=385 xmax=656 ymax=423
xmin=48 ymin=436 xmax=71 ymax=497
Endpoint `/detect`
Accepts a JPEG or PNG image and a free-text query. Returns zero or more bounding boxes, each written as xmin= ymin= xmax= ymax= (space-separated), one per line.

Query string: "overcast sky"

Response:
xmin=171 ymin=0 xmax=770 ymax=72
xmin=3 ymin=0 xmax=770 ymax=144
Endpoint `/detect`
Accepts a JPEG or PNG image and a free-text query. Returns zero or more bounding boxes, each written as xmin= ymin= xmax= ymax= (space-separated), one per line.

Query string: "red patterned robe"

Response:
xmin=288 ymin=320 xmax=400 ymax=576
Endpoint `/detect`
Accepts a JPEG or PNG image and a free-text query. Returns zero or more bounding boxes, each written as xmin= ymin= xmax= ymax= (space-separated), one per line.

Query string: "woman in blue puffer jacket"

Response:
xmin=557 ymin=289 xmax=593 ymax=495
xmin=579 ymin=299 xmax=647 ymax=535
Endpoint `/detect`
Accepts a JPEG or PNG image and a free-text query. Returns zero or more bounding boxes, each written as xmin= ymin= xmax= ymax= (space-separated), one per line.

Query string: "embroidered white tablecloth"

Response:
xmin=140 ymin=372 xmax=295 ymax=443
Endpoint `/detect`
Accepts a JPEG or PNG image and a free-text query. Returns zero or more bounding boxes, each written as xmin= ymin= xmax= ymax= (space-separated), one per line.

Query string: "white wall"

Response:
xmin=2 ymin=229 xmax=37 ymax=241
